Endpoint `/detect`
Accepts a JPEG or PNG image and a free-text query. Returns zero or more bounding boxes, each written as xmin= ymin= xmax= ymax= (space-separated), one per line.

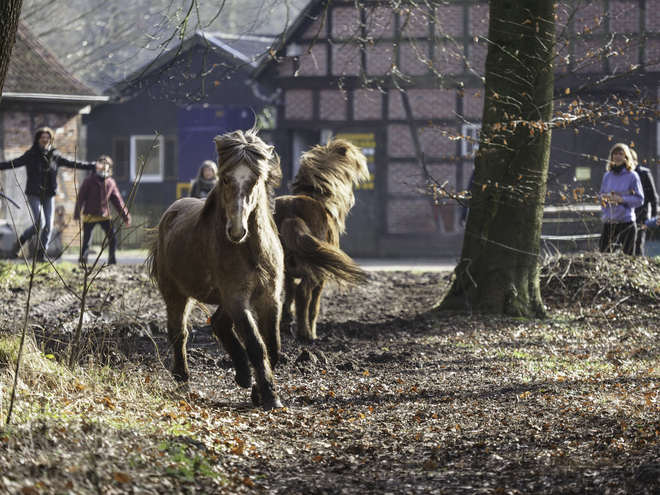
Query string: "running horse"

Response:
xmin=274 ymin=139 xmax=370 ymax=341
xmin=147 ymin=129 xmax=284 ymax=410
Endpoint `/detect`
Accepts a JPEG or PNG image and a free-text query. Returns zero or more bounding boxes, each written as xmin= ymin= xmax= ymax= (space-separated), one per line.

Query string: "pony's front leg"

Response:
xmin=165 ymin=298 xmax=192 ymax=384
xmin=231 ymin=304 xmax=282 ymax=410
xmin=257 ymin=296 xmax=282 ymax=370
xmin=210 ymin=308 xmax=252 ymax=389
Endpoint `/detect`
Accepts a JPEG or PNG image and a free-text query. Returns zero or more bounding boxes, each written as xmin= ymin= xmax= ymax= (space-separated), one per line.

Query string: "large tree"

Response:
xmin=0 ymin=0 xmax=22 ymax=103
xmin=439 ymin=1 xmax=556 ymax=317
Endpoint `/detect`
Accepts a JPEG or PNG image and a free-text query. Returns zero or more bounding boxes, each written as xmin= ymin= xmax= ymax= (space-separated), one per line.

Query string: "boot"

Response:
xmin=11 ymin=239 xmax=22 ymax=258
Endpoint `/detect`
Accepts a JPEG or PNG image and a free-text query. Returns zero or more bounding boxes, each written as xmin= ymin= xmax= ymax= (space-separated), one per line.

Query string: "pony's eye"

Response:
xmin=223 ymin=177 xmax=228 ymax=185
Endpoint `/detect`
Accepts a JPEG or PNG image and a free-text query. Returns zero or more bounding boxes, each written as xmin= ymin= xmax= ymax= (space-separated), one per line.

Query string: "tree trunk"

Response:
xmin=0 ymin=0 xmax=23 ymax=103
xmin=439 ymin=0 xmax=555 ymax=317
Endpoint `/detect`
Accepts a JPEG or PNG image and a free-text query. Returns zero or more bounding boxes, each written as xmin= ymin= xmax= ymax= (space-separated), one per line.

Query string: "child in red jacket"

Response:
xmin=74 ymin=155 xmax=131 ymax=265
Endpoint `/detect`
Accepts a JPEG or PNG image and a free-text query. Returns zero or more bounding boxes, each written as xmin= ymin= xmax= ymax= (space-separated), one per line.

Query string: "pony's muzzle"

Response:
xmin=226 ymin=223 xmax=248 ymax=243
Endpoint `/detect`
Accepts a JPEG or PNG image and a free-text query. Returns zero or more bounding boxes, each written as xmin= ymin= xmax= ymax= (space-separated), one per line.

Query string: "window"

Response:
xmin=461 ymin=123 xmax=481 ymax=159
xmin=130 ymin=135 xmax=164 ymax=182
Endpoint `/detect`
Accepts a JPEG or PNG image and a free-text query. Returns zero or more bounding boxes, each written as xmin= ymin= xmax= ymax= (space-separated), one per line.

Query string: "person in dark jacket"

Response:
xmin=189 ymin=160 xmax=217 ymax=199
xmin=0 ymin=127 xmax=96 ymax=261
xmin=74 ymin=155 xmax=131 ymax=266
xmin=630 ymin=149 xmax=658 ymax=255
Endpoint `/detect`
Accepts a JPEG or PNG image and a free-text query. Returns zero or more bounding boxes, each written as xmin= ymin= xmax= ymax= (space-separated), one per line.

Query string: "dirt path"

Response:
xmin=0 ymin=262 xmax=658 ymax=493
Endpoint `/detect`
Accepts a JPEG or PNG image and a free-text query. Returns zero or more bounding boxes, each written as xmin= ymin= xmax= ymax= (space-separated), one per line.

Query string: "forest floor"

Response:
xmin=0 ymin=253 xmax=658 ymax=494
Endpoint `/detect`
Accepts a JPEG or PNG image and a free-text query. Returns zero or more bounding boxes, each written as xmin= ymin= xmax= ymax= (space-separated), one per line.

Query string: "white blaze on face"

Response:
xmin=225 ymin=163 xmax=258 ymax=243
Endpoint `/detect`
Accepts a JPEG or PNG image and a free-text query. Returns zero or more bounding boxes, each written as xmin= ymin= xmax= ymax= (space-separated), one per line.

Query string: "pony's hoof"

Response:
xmin=263 ymin=398 xmax=283 ymax=411
xmin=235 ymin=368 xmax=253 ymax=389
xmin=296 ymin=333 xmax=315 ymax=344
xmin=175 ymin=382 xmax=191 ymax=394
xmin=172 ymin=369 xmax=190 ymax=383
xmin=251 ymin=385 xmax=261 ymax=406
xmin=281 ymin=315 xmax=294 ymax=335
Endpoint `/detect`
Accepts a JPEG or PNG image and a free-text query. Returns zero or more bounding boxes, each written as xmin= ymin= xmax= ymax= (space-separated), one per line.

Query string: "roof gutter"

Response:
xmin=1 ymin=92 xmax=109 ymax=104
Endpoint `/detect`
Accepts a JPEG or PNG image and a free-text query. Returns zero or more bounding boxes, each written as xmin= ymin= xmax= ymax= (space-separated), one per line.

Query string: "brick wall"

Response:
xmin=610 ymin=1 xmax=639 ymax=33
xmin=366 ymin=43 xmax=394 ymax=76
xmin=388 ymin=124 xmax=415 ymax=158
xmin=646 ymin=38 xmax=660 ymax=70
xmin=319 ymin=90 xmax=347 ymax=121
xmin=461 ymin=88 xmax=484 ymax=120
xmin=647 ymin=0 xmax=660 ymax=30
xmin=353 ymin=88 xmax=383 ymax=120
xmin=387 ymin=163 xmax=424 ymax=195
xmin=399 ymin=41 xmax=429 ymax=76
xmin=388 ymin=90 xmax=406 ymax=120
xmin=298 ymin=43 xmax=328 ymax=77
xmin=468 ymin=3 xmax=489 ymax=37
xmin=302 ymin=14 xmax=328 ymax=39
xmin=277 ymin=58 xmax=295 ymax=77
xmin=609 ymin=35 xmax=640 ymax=71
xmin=426 ymin=163 xmax=456 ymax=192
xmin=435 ymin=3 xmax=464 ymax=38
xmin=417 ymin=125 xmax=456 ymax=159
xmin=401 ymin=5 xmax=430 ymax=38
xmin=0 ymin=111 xmax=86 ymax=249
xmin=433 ymin=42 xmax=464 ymax=76
xmin=574 ymin=1 xmax=605 ymax=35
xmin=386 ymin=162 xmax=457 ymax=196
xmin=332 ymin=6 xmax=361 ymax=39
xmin=467 ymin=41 xmax=487 ymax=75
xmin=332 ymin=43 xmax=361 ymax=76
xmin=407 ymin=89 xmax=456 ymax=120
xmin=387 ymin=199 xmax=437 ymax=234
xmin=573 ymin=38 xmax=606 ymax=73
xmin=365 ymin=5 xmax=395 ymax=39
xmin=285 ymin=90 xmax=313 ymax=120
xmin=556 ymin=2 xmax=572 ymax=36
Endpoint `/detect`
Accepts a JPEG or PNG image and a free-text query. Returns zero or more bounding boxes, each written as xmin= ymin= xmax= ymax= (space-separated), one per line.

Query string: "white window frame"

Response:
xmin=130 ymin=135 xmax=164 ymax=182
xmin=461 ymin=123 xmax=481 ymax=159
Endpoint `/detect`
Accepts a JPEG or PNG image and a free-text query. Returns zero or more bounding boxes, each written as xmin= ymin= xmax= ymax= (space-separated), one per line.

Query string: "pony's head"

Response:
xmin=213 ymin=129 xmax=281 ymax=243
xmin=291 ymin=138 xmax=370 ymax=233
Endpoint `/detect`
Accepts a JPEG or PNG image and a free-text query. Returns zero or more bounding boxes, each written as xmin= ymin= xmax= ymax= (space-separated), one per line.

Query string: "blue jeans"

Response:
xmin=20 ymin=194 xmax=54 ymax=253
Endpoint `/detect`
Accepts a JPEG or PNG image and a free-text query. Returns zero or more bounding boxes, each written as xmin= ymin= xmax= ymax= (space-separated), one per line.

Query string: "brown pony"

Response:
xmin=147 ymin=129 xmax=284 ymax=410
xmin=274 ymin=139 xmax=370 ymax=341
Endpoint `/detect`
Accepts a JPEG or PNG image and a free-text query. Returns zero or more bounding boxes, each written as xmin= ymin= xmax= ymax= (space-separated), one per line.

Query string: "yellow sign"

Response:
xmin=177 ymin=182 xmax=192 ymax=199
xmin=334 ymin=133 xmax=376 ymax=190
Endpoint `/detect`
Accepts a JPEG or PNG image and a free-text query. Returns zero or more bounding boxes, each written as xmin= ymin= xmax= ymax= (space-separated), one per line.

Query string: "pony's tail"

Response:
xmin=144 ymin=227 xmax=159 ymax=283
xmin=280 ymin=217 xmax=367 ymax=286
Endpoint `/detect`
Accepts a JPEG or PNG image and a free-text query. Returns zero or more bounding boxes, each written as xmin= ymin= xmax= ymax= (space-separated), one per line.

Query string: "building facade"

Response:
xmin=0 ymin=21 xmax=106 ymax=252
xmin=255 ymin=0 xmax=660 ymax=257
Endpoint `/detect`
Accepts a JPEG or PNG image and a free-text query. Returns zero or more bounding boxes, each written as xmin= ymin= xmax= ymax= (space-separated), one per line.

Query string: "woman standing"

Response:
xmin=599 ymin=143 xmax=644 ymax=255
xmin=0 ymin=127 xmax=96 ymax=261
xmin=189 ymin=160 xmax=217 ymax=199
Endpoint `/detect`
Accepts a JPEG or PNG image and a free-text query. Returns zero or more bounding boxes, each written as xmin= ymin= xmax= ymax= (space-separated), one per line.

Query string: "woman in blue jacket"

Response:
xmin=599 ymin=143 xmax=644 ymax=255
xmin=0 ymin=127 xmax=96 ymax=260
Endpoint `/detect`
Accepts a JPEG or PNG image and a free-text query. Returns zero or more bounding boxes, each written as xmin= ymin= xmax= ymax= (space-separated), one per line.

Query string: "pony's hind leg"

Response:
xmin=165 ymin=296 xmax=193 ymax=384
xmin=280 ymin=273 xmax=297 ymax=335
xmin=294 ymin=279 xmax=315 ymax=342
xmin=230 ymin=304 xmax=282 ymax=410
xmin=307 ymin=282 xmax=325 ymax=340
xmin=210 ymin=308 xmax=252 ymax=389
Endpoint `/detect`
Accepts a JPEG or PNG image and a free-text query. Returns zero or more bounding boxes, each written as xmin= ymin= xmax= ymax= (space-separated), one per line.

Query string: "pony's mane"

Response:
xmin=289 ymin=139 xmax=369 ymax=233
xmin=215 ymin=128 xmax=281 ymax=186
xmin=202 ymin=129 xmax=281 ymax=217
